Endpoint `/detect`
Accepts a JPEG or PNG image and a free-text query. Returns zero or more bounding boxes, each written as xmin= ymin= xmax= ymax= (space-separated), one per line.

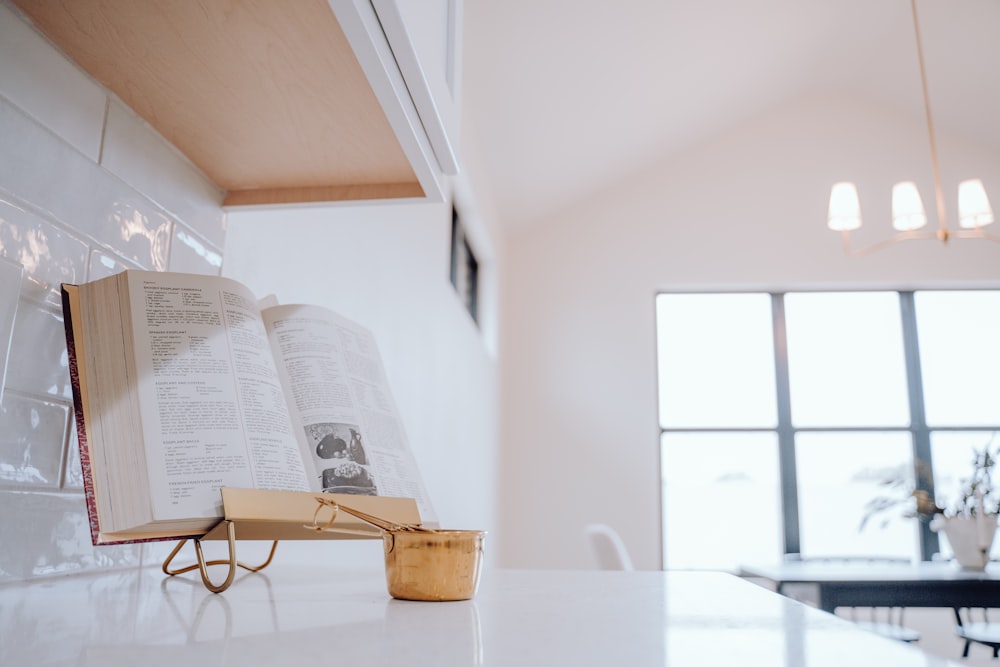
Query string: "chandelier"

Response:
xmin=828 ymin=0 xmax=998 ymax=256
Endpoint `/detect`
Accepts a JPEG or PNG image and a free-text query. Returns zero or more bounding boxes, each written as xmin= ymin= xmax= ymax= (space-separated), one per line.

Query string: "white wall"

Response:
xmin=499 ymin=93 xmax=1000 ymax=571
xmin=221 ymin=196 xmax=499 ymax=568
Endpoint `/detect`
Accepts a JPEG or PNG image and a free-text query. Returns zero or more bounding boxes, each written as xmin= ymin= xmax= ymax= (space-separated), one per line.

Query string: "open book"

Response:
xmin=61 ymin=270 xmax=436 ymax=544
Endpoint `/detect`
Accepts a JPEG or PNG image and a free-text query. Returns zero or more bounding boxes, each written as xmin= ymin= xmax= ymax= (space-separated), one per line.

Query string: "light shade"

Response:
xmin=891 ymin=181 xmax=928 ymax=231
xmin=958 ymin=179 xmax=994 ymax=229
xmin=828 ymin=182 xmax=862 ymax=231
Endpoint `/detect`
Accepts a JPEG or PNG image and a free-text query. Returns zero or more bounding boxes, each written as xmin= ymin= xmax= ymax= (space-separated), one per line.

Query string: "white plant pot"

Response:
xmin=930 ymin=514 xmax=998 ymax=570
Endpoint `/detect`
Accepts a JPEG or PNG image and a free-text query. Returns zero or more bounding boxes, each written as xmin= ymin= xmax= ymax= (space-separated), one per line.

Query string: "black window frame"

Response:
xmin=657 ymin=289 xmax=1000 ymax=562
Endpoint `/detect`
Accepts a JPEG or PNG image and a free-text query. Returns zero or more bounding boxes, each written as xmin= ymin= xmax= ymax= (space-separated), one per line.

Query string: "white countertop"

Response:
xmin=0 ymin=563 xmax=961 ymax=666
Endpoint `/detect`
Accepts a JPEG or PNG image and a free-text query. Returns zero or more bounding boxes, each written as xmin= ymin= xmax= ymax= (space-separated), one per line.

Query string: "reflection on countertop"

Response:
xmin=0 ymin=562 xmax=960 ymax=666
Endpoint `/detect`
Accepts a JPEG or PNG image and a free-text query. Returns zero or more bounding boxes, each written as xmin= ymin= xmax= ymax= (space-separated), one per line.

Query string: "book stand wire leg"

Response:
xmin=161 ymin=521 xmax=279 ymax=593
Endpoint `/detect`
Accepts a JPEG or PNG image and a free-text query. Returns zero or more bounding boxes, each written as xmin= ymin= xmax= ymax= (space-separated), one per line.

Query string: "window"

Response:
xmin=656 ymin=290 xmax=1000 ymax=571
xmin=449 ymin=206 xmax=479 ymax=325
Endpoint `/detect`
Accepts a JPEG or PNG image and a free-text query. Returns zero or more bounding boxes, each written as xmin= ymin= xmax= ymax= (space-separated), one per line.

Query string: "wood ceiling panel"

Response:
xmin=13 ymin=0 xmax=421 ymax=204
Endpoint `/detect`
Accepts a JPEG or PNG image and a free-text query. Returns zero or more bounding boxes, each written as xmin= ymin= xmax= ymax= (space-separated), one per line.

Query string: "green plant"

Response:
xmin=860 ymin=433 xmax=999 ymax=531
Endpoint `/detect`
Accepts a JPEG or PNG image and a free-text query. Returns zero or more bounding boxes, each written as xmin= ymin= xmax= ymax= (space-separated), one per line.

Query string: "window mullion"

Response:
xmin=899 ymin=291 xmax=939 ymax=561
xmin=771 ymin=293 xmax=799 ymax=556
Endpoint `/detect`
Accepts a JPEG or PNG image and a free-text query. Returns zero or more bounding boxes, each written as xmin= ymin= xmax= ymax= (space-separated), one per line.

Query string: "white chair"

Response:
xmin=953 ymin=607 xmax=1000 ymax=658
xmin=584 ymin=523 xmax=634 ymax=571
xmin=851 ymin=606 xmax=921 ymax=644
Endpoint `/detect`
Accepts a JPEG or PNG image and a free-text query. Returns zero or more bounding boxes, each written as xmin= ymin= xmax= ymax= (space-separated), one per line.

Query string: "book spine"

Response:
xmin=61 ymin=284 xmax=102 ymax=547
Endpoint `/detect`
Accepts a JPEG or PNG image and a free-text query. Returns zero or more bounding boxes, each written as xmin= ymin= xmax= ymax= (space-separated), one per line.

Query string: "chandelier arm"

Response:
xmin=840 ymin=229 xmax=940 ymax=257
xmin=911 ymin=0 xmax=949 ymax=241
xmin=951 ymin=228 xmax=1000 ymax=243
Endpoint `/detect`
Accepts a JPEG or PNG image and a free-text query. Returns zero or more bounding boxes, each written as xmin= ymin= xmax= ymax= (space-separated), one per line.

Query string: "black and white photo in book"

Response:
xmin=307 ymin=421 xmax=377 ymax=495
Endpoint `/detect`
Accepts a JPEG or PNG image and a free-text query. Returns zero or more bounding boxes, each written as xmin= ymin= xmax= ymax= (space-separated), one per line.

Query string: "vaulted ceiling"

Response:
xmin=461 ymin=0 xmax=1000 ymax=235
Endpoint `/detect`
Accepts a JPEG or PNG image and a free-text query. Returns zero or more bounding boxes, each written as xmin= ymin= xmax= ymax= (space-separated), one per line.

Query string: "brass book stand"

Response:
xmin=160 ymin=487 xmax=421 ymax=592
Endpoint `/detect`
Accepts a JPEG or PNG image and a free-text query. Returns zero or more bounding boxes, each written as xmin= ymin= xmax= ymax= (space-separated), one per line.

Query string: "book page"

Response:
xmin=262 ymin=304 xmax=438 ymax=524
xmin=126 ymin=272 xmax=310 ymax=522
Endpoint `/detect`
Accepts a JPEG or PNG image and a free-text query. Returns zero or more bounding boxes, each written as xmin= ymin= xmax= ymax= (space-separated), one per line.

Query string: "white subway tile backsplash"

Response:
xmin=0 ymin=99 xmax=174 ymax=271
xmin=0 ymin=5 xmax=229 ymax=583
xmin=87 ymin=248 xmax=135 ymax=281
xmin=168 ymin=226 xmax=223 ymax=275
xmin=0 ymin=98 xmax=90 ymax=218
xmin=103 ymin=100 xmax=227 ymax=249
xmin=0 ymin=491 xmax=141 ymax=580
xmin=0 ymin=256 xmax=21 ymax=402
xmin=6 ymin=301 xmax=73 ymax=401
xmin=101 ymin=199 xmax=174 ymax=271
xmin=63 ymin=419 xmax=83 ymax=490
xmin=0 ymin=390 xmax=69 ymax=489
xmin=0 ymin=3 xmax=106 ymax=161
xmin=0 ymin=195 xmax=89 ymax=308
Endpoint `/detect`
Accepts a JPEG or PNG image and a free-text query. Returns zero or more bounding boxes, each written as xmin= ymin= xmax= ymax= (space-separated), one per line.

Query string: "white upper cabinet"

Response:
xmin=11 ymin=0 xmax=462 ymax=208
xmin=372 ymin=0 xmax=462 ymax=176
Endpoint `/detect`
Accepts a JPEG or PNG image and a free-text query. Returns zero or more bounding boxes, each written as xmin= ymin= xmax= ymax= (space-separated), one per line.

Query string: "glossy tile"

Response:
xmin=0 ymin=99 xmax=173 ymax=271
xmin=6 ymin=301 xmax=73 ymax=401
xmin=103 ymin=100 xmax=227 ymax=249
xmin=0 ymin=3 xmax=106 ymax=161
xmin=0 ymin=256 xmax=21 ymax=401
xmin=0 ymin=195 xmax=89 ymax=308
xmin=99 ymin=197 xmax=175 ymax=270
xmin=0 ymin=96 xmax=85 ymax=213
xmin=0 ymin=390 xmax=69 ymax=488
xmin=63 ymin=418 xmax=83 ymax=490
xmin=101 ymin=100 xmax=225 ymax=246
xmin=168 ymin=225 xmax=223 ymax=275
xmin=88 ymin=248 xmax=135 ymax=282
xmin=0 ymin=490 xmax=140 ymax=580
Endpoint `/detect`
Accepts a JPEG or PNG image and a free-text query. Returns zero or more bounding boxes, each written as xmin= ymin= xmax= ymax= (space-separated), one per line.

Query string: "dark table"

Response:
xmin=740 ymin=560 xmax=1000 ymax=613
